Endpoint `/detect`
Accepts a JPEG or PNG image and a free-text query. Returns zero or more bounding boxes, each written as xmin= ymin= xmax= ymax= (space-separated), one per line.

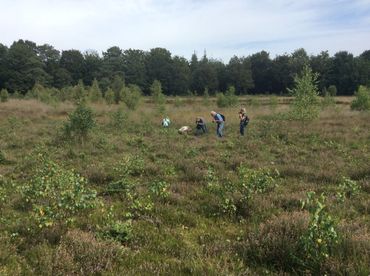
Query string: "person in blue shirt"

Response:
xmin=210 ymin=111 xmax=224 ymax=137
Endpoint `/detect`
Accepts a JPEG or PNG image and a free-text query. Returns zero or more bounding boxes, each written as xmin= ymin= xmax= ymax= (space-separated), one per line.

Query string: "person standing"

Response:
xmin=238 ymin=107 xmax=249 ymax=136
xmin=210 ymin=111 xmax=224 ymax=138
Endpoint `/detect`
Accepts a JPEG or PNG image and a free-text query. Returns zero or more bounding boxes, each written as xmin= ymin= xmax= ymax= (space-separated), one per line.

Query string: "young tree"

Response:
xmin=0 ymin=88 xmax=9 ymax=102
xmin=89 ymin=78 xmax=102 ymax=102
xmin=288 ymin=65 xmax=320 ymax=120
xmin=150 ymin=80 xmax=165 ymax=105
xmin=123 ymin=84 xmax=141 ymax=110
xmin=111 ymin=75 xmax=125 ymax=104
xmin=73 ymin=79 xmax=87 ymax=103
xmin=105 ymin=88 xmax=115 ymax=105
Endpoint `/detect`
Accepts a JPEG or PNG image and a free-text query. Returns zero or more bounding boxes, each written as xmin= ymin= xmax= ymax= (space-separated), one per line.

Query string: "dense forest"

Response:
xmin=0 ymin=39 xmax=369 ymax=96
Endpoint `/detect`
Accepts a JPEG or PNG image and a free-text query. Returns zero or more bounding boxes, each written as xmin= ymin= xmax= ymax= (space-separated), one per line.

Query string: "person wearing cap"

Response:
xmin=210 ymin=111 xmax=224 ymax=138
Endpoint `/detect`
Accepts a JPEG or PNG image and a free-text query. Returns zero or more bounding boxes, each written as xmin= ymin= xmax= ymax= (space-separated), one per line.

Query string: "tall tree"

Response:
xmin=271 ymin=54 xmax=294 ymax=94
xmin=83 ymin=50 xmax=102 ymax=86
xmin=146 ymin=48 xmax=173 ymax=94
xmin=60 ymin=49 xmax=85 ymax=85
xmin=249 ymin=51 xmax=273 ymax=94
xmin=122 ymin=49 xmax=147 ymax=89
xmin=5 ymin=40 xmax=49 ymax=92
xmin=169 ymin=56 xmax=190 ymax=95
xmin=101 ymin=46 xmax=124 ymax=80
xmin=37 ymin=44 xmax=61 ymax=88
xmin=0 ymin=43 xmax=8 ymax=90
xmin=329 ymin=51 xmax=359 ymax=95
xmin=309 ymin=51 xmax=332 ymax=92
xmin=357 ymin=50 xmax=370 ymax=87
xmin=191 ymin=54 xmax=219 ymax=94
xmin=226 ymin=56 xmax=254 ymax=94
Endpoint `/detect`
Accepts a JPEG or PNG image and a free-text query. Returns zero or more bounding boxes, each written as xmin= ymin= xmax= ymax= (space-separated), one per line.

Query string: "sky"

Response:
xmin=1 ymin=0 xmax=370 ymax=62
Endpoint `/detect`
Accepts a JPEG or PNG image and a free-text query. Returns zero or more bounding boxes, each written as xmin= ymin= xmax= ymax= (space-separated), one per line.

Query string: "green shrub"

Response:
xmin=216 ymin=86 xmax=238 ymax=107
xmin=225 ymin=85 xmax=238 ymax=106
xmin=216 ymin=92 xmax=228 ymax=108
xmin=64 ymin=102 xmax=95 ymax=141
xmin=114 ymin=154 xmax=145 ymax=178
xmin=205 ymin=165 xmax=279 ymax=216
xmin=149 ymin=180 xmax=170 ymax=199
xmin=21 ymin=154 xmax=97 ymax=228
xmin=336 ymin=176 xmax=360 ymax=202
xmin=0 ymin=88 xmax=9 ymax=102
xmin=100 ymin=219 xmax=133 ymax=243
xmin=351 ymin=85 xmax=370 ymax=111
xmin=300 ymin=192 xmax=339 ymax=272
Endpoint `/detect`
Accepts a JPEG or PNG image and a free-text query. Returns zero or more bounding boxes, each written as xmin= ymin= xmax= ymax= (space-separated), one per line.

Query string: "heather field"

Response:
xmin=0 ymin=97 xmax=369 ymax=275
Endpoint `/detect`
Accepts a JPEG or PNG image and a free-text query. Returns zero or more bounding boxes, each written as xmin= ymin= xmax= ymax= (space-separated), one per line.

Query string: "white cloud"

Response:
xmin=1 ymin=0 xmax=369 ymax=61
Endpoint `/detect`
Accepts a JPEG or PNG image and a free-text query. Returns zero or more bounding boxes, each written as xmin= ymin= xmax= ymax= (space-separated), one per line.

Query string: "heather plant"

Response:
xmin=21 ymin=154 xmax=97 ymax=228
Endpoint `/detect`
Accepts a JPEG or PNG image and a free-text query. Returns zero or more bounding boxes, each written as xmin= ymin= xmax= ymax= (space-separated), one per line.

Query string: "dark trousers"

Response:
xmin=240 ymin=122 xmax=247 ymax=136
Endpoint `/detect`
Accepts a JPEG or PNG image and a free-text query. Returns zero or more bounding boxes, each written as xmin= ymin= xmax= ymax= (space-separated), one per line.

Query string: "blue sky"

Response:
xmin=1 ymin=0 xmax=370 ymax=61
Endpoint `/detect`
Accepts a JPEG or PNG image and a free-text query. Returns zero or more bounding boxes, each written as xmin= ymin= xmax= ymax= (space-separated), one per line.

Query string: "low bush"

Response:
xmin=336 ymin=176 xmax=360 ymax=202
xmin=21 ymin=154 xmax=97 ymax=229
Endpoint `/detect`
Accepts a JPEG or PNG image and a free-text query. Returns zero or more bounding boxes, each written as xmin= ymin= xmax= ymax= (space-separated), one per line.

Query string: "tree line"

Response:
xmin=0 ymin=39 xmax=369 ymax=96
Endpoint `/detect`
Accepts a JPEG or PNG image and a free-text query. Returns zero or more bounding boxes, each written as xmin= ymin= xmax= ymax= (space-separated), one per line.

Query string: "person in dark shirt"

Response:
xmin=195 ymin=117 xmax=207 ymax=135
